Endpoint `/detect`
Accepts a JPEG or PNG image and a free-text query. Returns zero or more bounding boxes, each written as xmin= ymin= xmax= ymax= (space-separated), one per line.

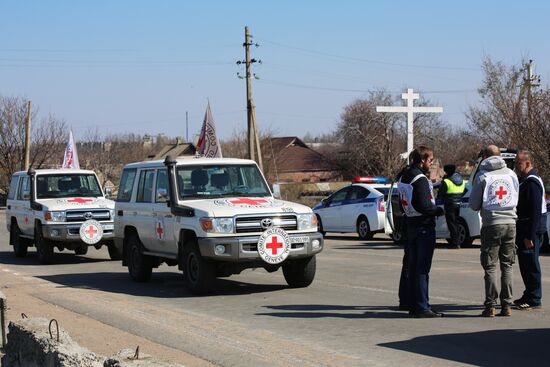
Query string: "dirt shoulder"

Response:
xmin=0 ymin=269 xmax=215 ymax=367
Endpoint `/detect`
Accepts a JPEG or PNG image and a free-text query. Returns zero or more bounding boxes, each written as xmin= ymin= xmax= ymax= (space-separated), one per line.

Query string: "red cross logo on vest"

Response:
xmin=156 ymin=221 xmax=164 ymax=240
xmin=230 ymin=198 xmax=268 ymax=206
xmin=68 ymin=198 xmax=93 ymax=204
xmin=400 ymin=196 xmax=408 ymax=208
xmin=495 ymin=186 xmax=508 ymax=200
xmin=266 ymin=236 xmax=283 ymax=255
xmin=85 ymin=225 xmax=97 ymax=238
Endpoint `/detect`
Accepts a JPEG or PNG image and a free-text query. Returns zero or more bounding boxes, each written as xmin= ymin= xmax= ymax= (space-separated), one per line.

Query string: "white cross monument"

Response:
xmin=376 ymin=88 xmax=443 ymax=160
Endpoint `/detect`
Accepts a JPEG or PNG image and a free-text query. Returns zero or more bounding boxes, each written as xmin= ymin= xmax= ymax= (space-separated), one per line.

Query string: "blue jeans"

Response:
xmin=517 ymin=232 xmax=543 ymax=305
xmin=406 ymin=224 xmax=436 ymax=313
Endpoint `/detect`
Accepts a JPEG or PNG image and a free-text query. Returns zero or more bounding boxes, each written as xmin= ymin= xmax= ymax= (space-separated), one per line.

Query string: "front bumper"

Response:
xmin=41 ymin=222 xmax=114 ymax=243
xmin=198 ymin=232 xmax=323 ymax=261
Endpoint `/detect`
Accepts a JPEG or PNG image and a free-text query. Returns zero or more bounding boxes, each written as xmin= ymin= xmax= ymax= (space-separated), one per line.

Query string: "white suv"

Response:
xmin=5 ymin=169 xmax=117 ymax=264
xmin=114 ymin=156 xmax=323 ymax=294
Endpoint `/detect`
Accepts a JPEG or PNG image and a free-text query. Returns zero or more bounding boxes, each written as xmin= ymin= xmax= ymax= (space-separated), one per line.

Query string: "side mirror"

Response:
xmin=157 ymin=188 xmax=168 ymax=202
xmin=104 ymin=187 xmax=113 ymax=199
xmin=321 ymin=198 xmax=329 ymax=206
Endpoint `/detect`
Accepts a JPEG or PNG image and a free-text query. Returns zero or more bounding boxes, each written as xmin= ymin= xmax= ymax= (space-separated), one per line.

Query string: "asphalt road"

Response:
xmin=1 ymin=212 xmax=549 ymax=366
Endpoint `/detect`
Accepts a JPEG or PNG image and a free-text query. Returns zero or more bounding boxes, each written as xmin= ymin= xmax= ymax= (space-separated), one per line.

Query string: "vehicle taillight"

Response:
xmin=377 ymin=197 xmax=385 ymax=212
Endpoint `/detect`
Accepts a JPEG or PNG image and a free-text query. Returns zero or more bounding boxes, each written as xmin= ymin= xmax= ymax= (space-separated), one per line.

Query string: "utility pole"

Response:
xmin=24 ymin=101 xmax=31 ymax=170
xmin=186 ymin=110 xmax=189 ymax=143
xmin=237 ymin=26 xmax=263 ymax=171
xmin=524 ymin=59 xmax=540 ymax=129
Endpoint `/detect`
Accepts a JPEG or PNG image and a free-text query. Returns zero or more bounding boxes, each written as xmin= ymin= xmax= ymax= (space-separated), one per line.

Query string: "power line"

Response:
xmin=258 ymin=38 xmax=480 ymax=71
xmin=257 ymin=78 xmax=477 ymax=94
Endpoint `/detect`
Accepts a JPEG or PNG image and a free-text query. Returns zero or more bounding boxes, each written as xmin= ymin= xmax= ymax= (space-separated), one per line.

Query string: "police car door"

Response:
xmin=152 ymin=168 xmax=175 ymax=255
xmin=342 ymin=186 xmax=371 ymax=232
xmin=320 ymin=187 xmax=349 ymax=231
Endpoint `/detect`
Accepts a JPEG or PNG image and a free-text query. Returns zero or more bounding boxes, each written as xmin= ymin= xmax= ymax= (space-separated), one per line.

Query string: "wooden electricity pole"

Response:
xmin=24 ymin=101 xmax=31 ymax=170
xmin=241 ymin=26 xmax=263 ymax=171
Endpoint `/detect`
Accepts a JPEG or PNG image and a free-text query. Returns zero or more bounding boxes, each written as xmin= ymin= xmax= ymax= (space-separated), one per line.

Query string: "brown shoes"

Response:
xmin=499 ymin=306 xmax=512 ymax=317
xmin=481 ymin=307 xmax=495 ymax=317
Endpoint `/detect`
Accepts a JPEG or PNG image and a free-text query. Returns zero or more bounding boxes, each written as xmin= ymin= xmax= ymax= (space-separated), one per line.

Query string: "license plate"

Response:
xmin=102 ymin=224 xmax=114 ymax=230
xmin=290 ymin=236 xmax=309 ymax=244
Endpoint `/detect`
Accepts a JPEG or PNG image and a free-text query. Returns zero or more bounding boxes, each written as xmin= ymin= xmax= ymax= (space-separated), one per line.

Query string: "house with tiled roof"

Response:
xmin=266 ymin=137 xmax=342 ymax=183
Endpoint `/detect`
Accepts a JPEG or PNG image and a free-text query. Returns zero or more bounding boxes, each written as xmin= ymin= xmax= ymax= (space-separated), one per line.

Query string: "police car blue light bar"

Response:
xmin=352 ymin=176 xmax=390 ymax=184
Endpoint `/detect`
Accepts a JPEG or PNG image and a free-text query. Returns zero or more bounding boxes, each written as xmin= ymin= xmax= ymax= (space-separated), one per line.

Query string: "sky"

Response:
xmin=1 ymin=0 xmax=549 ymax=143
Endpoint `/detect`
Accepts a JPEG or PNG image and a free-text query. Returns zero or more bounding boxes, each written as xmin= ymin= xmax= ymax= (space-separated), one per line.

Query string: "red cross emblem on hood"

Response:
xmin=230 ymin=198 xmax=268 ymax=206
xmin=68 ymin=198 xmax=93 ymax=203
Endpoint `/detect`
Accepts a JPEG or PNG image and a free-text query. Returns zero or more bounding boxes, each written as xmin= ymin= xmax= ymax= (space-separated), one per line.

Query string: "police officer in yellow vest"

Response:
xmin=437 ymin=164 xmax=466 ymax=248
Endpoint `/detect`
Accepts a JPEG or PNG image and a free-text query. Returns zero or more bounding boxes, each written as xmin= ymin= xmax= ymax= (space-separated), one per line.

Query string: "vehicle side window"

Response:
xmin=330 ymin=188 xmax=348 ymax=203
xmin=348 ymin=186 xmax=368 ymax=200
xmin=7 ymin=176 xmax=19 ymax=200
xmin=136 ymin=170 xmax=155 ymax=203
xmin=117 ymin=168 xmax=137 ymax=202
xmin=155 ymin=169 xmax=169 ymax=203
xmin=16 ymin=177 xmax=29 ymax=200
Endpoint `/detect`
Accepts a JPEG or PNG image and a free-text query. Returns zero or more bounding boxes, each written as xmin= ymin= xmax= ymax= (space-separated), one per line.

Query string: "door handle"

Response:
xmin=117 ymin=210 xmax=123 ymax=216
xmin=7 ymin=205 xmax=10 ymax=210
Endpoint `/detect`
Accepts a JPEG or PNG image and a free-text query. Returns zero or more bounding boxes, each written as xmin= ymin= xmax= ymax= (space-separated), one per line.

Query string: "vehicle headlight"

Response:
xmin=200 ymin=217 xmax=234 ymax=233
xmin=297 ymin=213 xmax=317 ymax=230
xmin=44 ymin=211 xmax=66 ymax=222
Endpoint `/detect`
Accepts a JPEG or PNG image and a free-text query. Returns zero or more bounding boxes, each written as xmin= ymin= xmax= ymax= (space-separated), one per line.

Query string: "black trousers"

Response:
xmin=445 ymin=205 xmax=460 ymax=246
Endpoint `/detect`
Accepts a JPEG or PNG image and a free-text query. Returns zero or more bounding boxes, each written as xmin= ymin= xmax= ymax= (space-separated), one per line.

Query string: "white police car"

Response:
xmin=313 ymin=177 xmax=389 ymax=240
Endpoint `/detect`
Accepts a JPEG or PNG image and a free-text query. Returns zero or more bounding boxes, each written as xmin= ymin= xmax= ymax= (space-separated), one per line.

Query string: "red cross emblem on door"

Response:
xmin=156 ymin=221 xmax=164 ymax=240
xmin=230 ymin=198 xmax=268 ymax=206
xmin=68 ymin=198 xmax=93 ymax=204
xmin=495 ymin=186 xmax=508 ymax=200
xmin=265 ymin=235 xmax=284 ymax=255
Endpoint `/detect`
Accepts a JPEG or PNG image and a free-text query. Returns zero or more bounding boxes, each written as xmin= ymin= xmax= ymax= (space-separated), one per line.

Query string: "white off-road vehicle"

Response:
xmin=114 ymin=156 xmax=323 ymax=294
xmin=5 ymin=169 xmax=118 ymax=264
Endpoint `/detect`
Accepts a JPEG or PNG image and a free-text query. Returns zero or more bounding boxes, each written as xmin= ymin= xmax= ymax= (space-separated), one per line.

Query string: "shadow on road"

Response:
xmin=37 ymin=271 xmax=288 ymax=298
xmin=379 ymin=328 xmax=550 ymax=366
xmin=0 ymin=250 xmax=108 ymax=266
xmin=257 ymin=303 xmax=484 ymax=319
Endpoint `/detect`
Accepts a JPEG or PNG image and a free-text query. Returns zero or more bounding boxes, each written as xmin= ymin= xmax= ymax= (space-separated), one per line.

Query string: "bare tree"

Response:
xmin=0 ymin=95 xmax=67 ymax=193
xmin=468 ymin=57 xmax=550 ymax=180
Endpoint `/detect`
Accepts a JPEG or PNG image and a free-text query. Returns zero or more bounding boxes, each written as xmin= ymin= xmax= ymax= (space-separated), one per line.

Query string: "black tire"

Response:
xmin=107 ymin=241 xmax=123 ymax=260
xmin=10 ymin=221 xmax=28 ymax=258
xmin=283 ymin=256 xmax=316 ymax=288
xmin=183 ymin=239 xmax=215 ymax=294
xmin=35 ymin=224 xmax=54 ymax=264
xmin=316 ymin=215 xmax=326 ymax=236
xmin=127 ymin=234 xmax=153 ymax=282
xmin=74 ymin=245 xmax=88 ymax=255
xmin=456 ymin=218 xmax=473 ymax=247
xmin=357 ymin=216 xmax=373 ymax=240
xmin=390 ymin=231 xmax=402 ymax=244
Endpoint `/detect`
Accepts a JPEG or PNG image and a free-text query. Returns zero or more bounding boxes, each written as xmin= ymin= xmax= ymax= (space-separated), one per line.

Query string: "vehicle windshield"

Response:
xmin=176 ymin=164 xmax=271 ymax=200
xmin=36 ymin=174 xmax=103 ymax=199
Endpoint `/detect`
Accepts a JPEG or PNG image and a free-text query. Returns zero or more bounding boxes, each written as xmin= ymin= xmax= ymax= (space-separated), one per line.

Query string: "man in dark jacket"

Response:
xmin=437 ymin=164 xmax=466 ymax=248
xmin=514 ymin=150 xmax=546 ymax=309
xmin=398 ymin=146 xmax=445 ymax=318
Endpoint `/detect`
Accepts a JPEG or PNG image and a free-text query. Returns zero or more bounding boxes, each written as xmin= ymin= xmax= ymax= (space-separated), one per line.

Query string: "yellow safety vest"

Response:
xmin=443 ymin=178 xmax=465 ymax=194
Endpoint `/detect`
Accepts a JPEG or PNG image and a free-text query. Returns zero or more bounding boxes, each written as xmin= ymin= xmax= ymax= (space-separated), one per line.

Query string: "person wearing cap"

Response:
xmin=469 ymin=145 xmax=519 ymax=317
xmin=437 ymin=164 xmax=466 ymax=248
xmin=398 ymin=146 xmax=445 ymax=318
xmin=514 ymin=150 xmax=546 ymax=310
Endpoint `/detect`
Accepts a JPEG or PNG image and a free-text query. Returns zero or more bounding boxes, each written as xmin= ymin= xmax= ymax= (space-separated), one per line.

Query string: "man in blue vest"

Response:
xmin=514 ymin=150 xmax=546 ymax=310
xmin=469 ymin=145 xmax=519 ymax=317
xmin=437 ymin=164 xmax=466 ymax=249
xmin=398 ymin=146 xmax=445 ymax=318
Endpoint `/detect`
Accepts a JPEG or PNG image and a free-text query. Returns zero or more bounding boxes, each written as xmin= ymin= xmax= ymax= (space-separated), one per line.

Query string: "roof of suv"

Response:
xmin=124 ymin=157 xmax=258 ymax=169
xmin=13 ymin=169 xmax=97 ymax=176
